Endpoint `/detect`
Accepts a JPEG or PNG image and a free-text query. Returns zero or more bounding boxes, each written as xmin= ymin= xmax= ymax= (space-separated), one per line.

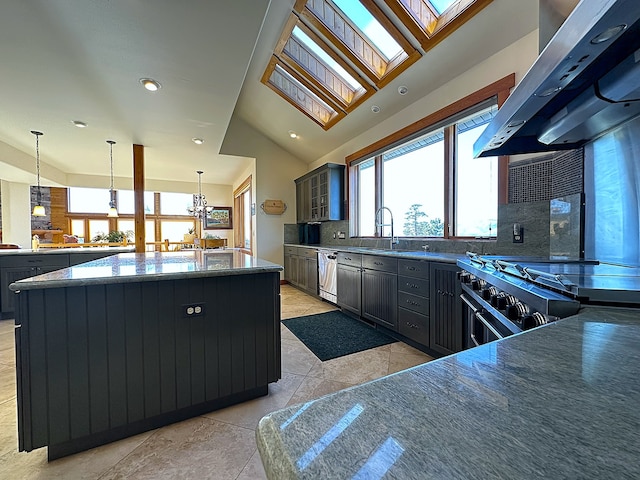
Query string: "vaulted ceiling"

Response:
xmin=0 ymin=0 xmax=562 ymax=188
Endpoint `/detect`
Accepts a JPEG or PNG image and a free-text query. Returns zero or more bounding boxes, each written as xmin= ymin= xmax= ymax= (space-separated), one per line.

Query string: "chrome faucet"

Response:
xmin=375 ymin=206 xmax=398 ymax=250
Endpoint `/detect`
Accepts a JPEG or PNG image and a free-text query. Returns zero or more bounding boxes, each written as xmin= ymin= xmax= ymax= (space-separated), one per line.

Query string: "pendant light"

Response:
xmin=187 ymin=170 xmax=213 ymax=219
xmin=31 ymin=130 xmax=45 ymax=217
xmin=106 ymin=140 xmax=118 ymax=218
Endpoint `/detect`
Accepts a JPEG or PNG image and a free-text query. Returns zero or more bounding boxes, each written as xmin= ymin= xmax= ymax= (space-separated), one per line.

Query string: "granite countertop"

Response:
xmin=9 ymin=250 xmax=282 ymax=291
xmin=0 ymin=246 xmax=134 ymax=256
xmin=285 ymin=244 xmax=464 ymax=264
xmin=257 ymin=306 xmax=640 ymax=479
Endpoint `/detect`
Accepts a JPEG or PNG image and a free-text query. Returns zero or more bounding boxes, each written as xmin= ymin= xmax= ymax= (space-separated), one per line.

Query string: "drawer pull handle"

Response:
xmin=406 ymin=322 xmax=419 ymax=329
xmin=407 ymin=267 xmax=417 ymax=271
xmin=374 ymin=261 xmax=383 ymax=265
xmin=406 ymin=283 xmax=419 ymax=289
xmin=406 ymin=300 xmax=420 ymax=306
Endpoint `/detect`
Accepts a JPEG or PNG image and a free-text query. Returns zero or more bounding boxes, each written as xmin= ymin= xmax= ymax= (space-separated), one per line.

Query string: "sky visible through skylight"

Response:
xmin=332 ymin=0 xmax=402 ymax=60
xmin=292 ymin=26 xmax=362 ymax=89
xmin=430 ymin=0 xmax=456 ymax=14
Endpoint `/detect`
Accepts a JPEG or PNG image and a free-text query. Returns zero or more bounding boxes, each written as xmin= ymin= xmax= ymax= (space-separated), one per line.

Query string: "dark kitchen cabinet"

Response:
xmin=397 ymin=259 xmax=430 ymax=346
xmin=0 ymin=251 xmax=118 ymax=319
xmin=0 ymin=255 xmax=69 ymax=318
xmin=337 ymin=252 xmax=362 ymax=316
xmin=295 ymin=163 xmax=344 ymax=223
xmin=361 ymin=255 xmax=397 ymax=330
xmin=284 ymin=246 xmax=318 ymax=296
xmin=429 ymin=262 xmax=463 ymax=356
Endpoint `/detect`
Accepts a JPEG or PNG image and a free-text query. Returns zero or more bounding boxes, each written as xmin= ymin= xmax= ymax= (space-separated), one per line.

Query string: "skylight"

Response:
xmin=332 ymin=0 xmax=403 ymax=60
xmin=429 ymin=0 xmax=456 ymax=14
xmin=292 ymin=26 xmax=361 ymax=89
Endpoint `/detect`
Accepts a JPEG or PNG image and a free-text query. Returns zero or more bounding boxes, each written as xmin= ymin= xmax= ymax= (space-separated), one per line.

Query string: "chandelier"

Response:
xmin=31 ymin=130 xmax=45 ymax=217
xmin=187 ymin=170 xmax=213 ymax=219
xmin=106 ymin=140 xmax=118 ymax=217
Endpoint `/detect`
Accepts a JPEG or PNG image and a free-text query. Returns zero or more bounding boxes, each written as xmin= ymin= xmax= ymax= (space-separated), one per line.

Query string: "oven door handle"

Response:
xmin=460 ymin=294 xmax=479 ymax=314
xmin=475 ymin=312 xmax=504 ymax=340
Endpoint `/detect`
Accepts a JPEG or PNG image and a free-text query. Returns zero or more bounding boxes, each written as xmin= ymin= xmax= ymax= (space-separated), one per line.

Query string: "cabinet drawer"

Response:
xmin=1 ymin=254 xmax=69 ymax=268
xmin=398 ymin=291 xmax=429 ymax=315
xmin=299 ymin=248 xmax=318 ymax=259
xmin=284 ymin=246 xmax=299 ymax=256
xmin=398 ymin=308 xmax=429 ymax=346
xmin=362 ymin=255 xmax=397 ymax=273
xmin=398 ymin=276 xmax=429 ymax=296
xmin=337 ymin=252 xmax=361 ymax=267
xmin=398 ymin=259 xmax=429 ymax=278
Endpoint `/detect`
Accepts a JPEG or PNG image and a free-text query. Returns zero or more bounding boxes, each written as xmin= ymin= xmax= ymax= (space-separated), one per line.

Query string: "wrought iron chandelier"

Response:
xmin=106 ymin=140 xmax=118 ymax=218
xmin=31 ymin=130 xmax=45 ymax=217
xmin=187 ymin=170 xmax=213 ymax=219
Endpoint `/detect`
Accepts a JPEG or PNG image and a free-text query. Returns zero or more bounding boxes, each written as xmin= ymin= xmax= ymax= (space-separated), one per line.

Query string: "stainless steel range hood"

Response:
xmin=474 ymin=0 xmax=640 ymax=157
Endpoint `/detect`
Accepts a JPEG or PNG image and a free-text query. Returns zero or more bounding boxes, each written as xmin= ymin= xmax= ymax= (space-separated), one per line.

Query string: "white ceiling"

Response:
xmin=0 ymin=0 xmax=555 ymax=189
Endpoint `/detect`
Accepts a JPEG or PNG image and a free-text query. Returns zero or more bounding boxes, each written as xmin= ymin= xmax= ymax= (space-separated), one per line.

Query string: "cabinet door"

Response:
xmin=297 ymin=256 xmax=308 ymax=290
xmin=362 ymin=269 xmax=397 ymax=330
xmin=337 ymin=264 xmax=361 ymax=316
xmin=310 ymin=174 xmax=320 ymax=221
xmin=429 ymin=263 xmax=462 ymax=355
xmin=306 ymin=258 xmax=318 ymax=295
xmin=289 ymin=255 xmax=300 ymax=286
xmin=295 ymin=178 xmax=311 ymax=223
xmin=1 ymin=266 xmax=36 ymax=315
xmin=284 ymin=254 xmax=292 ymax=282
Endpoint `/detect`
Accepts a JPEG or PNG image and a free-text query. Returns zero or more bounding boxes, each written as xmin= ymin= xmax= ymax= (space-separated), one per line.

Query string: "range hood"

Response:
xmin=474 ymin=0 xmax=640 ymax=157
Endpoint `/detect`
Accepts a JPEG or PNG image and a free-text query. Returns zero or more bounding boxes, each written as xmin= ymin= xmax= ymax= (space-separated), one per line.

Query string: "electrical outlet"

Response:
xmin=338 ymin=231 xmax=346 ymax=239
xmin=182 ymin=303 xmax=206 ymax=317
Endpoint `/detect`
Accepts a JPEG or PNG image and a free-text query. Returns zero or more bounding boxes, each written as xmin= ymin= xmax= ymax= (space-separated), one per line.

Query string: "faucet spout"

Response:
xmin=375 ymin=206 xmax=398 ymax=250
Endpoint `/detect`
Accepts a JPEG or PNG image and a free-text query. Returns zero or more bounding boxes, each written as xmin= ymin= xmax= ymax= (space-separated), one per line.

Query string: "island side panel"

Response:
xmin=15 ymin=271 xmax=281 ymax=458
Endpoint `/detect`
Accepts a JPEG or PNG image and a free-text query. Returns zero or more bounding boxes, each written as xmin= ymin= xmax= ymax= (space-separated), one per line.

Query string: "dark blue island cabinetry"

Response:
xmin=11 ymin=251 xmax=282 ymax=460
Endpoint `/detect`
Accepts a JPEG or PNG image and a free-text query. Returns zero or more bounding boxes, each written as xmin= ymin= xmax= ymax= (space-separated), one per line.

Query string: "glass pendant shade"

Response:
xmin=31 ymin=130 xmax=45 ymax=217
xmin=32 ymin=204 xmax=45 ymax=217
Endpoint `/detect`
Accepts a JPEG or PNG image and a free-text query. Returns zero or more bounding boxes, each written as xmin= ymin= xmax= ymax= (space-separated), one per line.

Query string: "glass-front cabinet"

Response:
xmin=295 ymin=163 xmax=344 ymax=223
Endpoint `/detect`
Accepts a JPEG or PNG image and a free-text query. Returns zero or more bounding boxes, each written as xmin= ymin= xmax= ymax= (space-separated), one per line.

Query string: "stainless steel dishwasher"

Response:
xmin=317 ymin=249 xmax=338 ymax=304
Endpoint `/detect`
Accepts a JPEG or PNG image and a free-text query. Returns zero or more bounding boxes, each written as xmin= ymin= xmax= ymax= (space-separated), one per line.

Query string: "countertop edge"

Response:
xmin=284 ymin=244 xmax=463 ymax=263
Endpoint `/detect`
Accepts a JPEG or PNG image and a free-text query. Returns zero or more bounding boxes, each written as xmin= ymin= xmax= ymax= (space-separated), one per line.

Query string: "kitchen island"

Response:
xmin=10 ymin=250 xmax=282 ymax=460
xmin=257 ymin=306 xmax=640 ymax=479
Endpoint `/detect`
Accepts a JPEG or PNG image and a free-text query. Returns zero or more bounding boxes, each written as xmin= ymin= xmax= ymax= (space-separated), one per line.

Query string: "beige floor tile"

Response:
xmin=388 ymin=351 xmax=433 ymax=375
xmin=0 ymin=320 xmax=14 ymax=336
xmin=201 ymin=372 xmax=305 ymax=430
xmin=0 ymin=337 xmax=15 ymax=367
xmin=0 ymin=430 xmax=152 ymax=480
xmin=98 ymin=417 xmax=255 ymax=480
xmin=236 ymin=449 xmax=267 ymax=480
xmin=280 ymin=335 xmax=321 ymax=376
xmin=0 ymin=397 xmax=18 ymax=459
xmin=0 ymin=364 xmax=16 ymax=405
xmin=307 ymin=348 xmax=391 ymax=385
xmin=286 ymin=376 xmax=354 ymax=407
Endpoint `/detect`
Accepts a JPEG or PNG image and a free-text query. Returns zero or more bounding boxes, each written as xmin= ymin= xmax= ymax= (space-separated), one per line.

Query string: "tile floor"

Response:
xmin=0 ymin=284 xmax=433 ymax=479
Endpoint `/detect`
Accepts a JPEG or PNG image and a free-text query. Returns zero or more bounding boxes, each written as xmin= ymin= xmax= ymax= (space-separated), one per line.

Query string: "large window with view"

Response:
xmin=351 ymin=104 xmax=497 ymax=239
xmin=347 ymin=75 xmax=515 ymax=240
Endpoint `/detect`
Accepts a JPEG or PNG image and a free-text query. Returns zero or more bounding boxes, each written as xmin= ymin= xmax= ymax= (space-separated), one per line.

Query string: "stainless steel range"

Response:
xmin=457 ymin=253 xmax=640 ymax=348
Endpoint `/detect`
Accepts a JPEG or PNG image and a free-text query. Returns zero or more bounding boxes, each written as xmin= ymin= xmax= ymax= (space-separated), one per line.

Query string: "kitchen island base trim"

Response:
xmin=46 ymin=385 xmax=267 ymax=461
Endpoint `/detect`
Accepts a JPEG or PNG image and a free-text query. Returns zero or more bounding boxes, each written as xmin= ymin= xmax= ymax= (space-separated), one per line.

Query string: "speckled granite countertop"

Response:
xmin=257 ymin=306 xmax=640 ymax=479
xmin=285 ymin=244 xmax=464 ymax=264
xmin=9 ymin=250 xmax=282 ymax=290
xmin=0 ymin=246 xmax=134 ymax=256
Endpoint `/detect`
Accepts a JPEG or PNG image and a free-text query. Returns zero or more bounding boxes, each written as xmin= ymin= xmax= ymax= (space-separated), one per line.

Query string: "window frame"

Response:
xmin=346 ymin=74 xmax=514 ymax=239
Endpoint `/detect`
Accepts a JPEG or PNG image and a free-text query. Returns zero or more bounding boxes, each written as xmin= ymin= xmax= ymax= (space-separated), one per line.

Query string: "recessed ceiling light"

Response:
xmin=139 ymin=78 xmax=161 ymax=92
xmin=192 ymin=138 xmax=204 ymax=145
xmin=371 ymin=105 xmax=381 ymax=113
xmin=398 ymin=85 xmax=408 ymax=95
xmin=72 ymin=120 xmax=87 ymax=128
xmin=288 ymin=130 xmax=298 ymax=139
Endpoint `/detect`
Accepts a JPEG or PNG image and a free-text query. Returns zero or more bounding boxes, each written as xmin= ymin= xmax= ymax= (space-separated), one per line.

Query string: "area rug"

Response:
xmin=283 ymin=311 xmax=396 ymax=361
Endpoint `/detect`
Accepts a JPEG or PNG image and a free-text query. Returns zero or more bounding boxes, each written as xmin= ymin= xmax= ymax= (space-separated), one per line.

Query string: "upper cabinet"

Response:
xmin=295 ymin=163 xmax=345 ymax=223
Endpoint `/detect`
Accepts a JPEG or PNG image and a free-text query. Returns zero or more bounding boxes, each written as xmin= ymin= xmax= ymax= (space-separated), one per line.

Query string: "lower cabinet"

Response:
xmin=362 ymin=269 xmax=397 ymax=329
xmin=337 ymin=255 xmax=362 ymax=316
xmin=284 ymin=246 xmax=318 ymax=296
xmin=429 ymin=262 xmax=463 ymax=356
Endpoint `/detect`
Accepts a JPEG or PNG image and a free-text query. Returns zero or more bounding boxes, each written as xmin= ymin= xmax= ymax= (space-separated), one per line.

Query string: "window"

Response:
xmin=68 ymin=187 xmax=110 ymax=214
xmin=160 ymin=192 xmax=193 ymax=216
xmin=347 ymin=75 xmax=514 ymax=239
xmin=233 ymin=176 xmax=253 ymax=253
xmin=117 ymin=190 xmax=155 ymax=214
